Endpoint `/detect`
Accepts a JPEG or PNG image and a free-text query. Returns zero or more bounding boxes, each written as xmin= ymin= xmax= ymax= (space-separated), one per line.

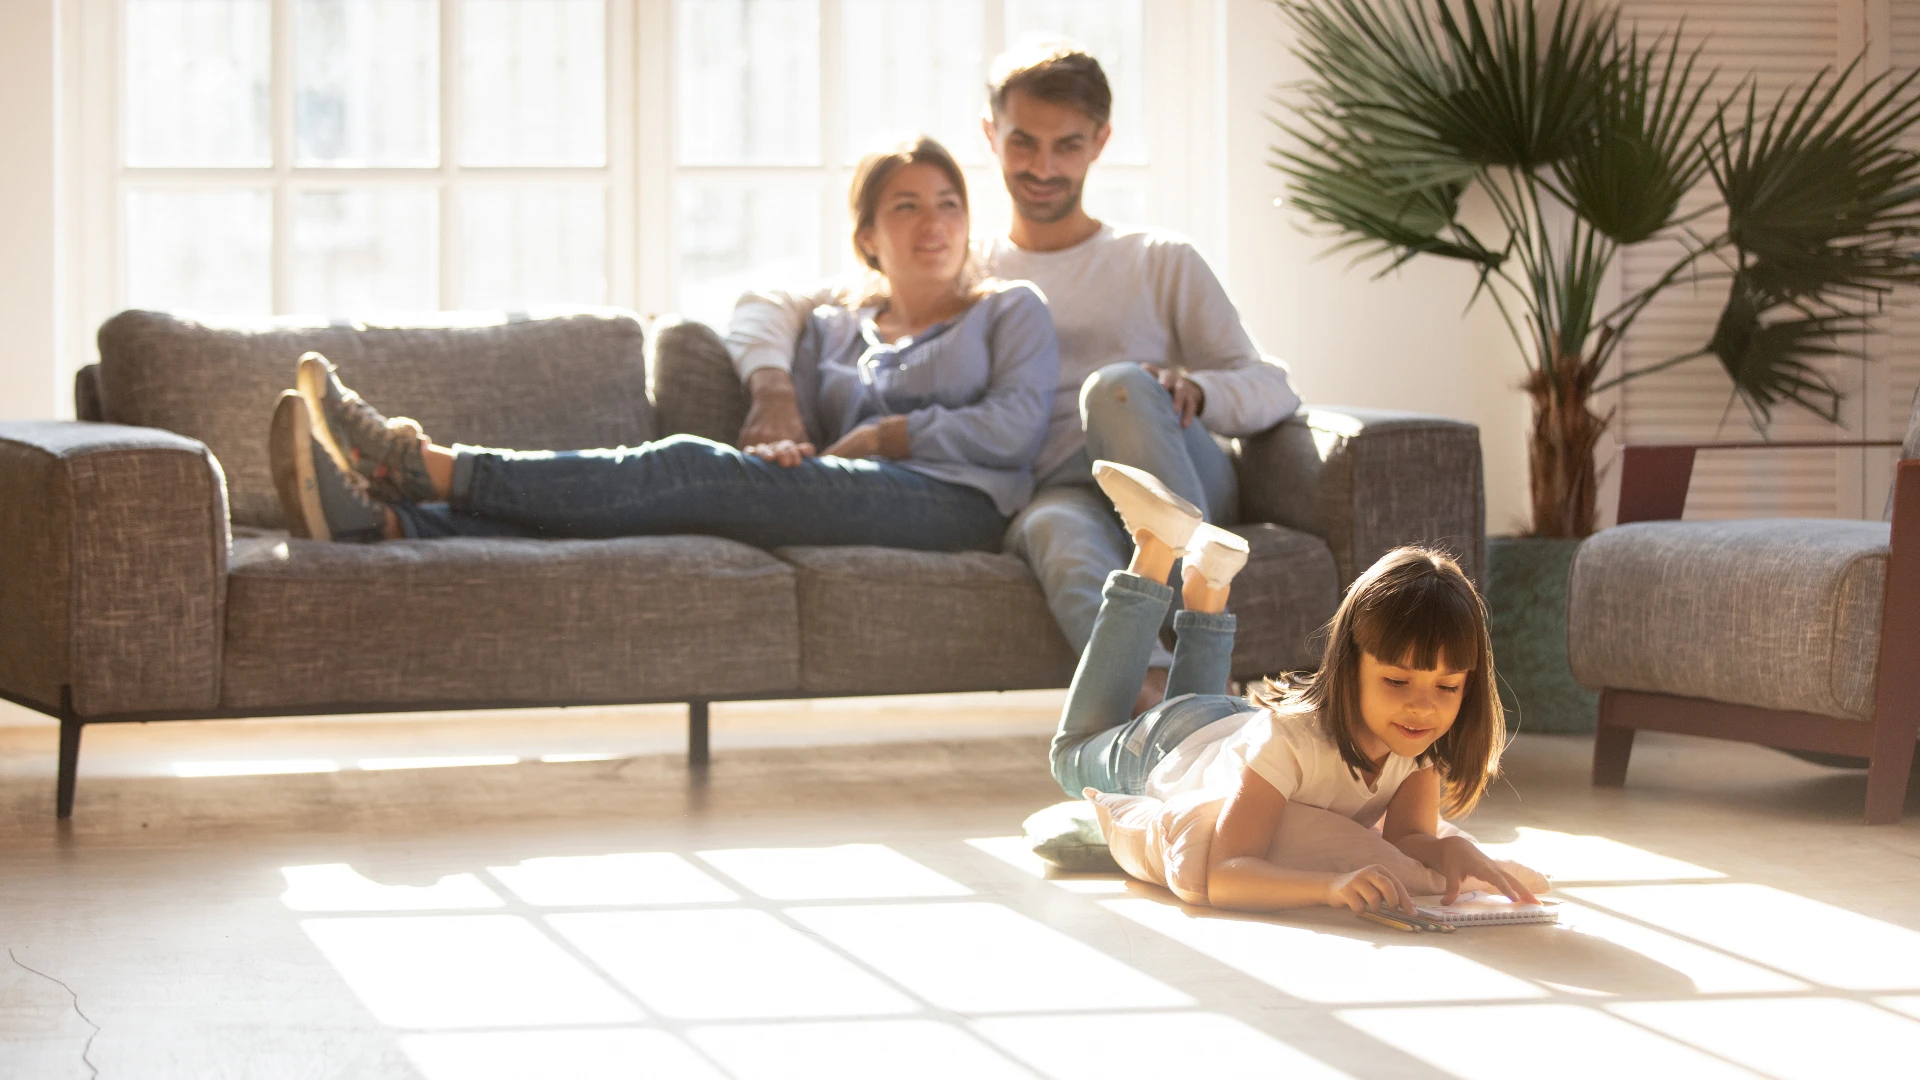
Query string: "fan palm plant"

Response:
xmin=1274 ymin=0 xmax=1920 ymax=537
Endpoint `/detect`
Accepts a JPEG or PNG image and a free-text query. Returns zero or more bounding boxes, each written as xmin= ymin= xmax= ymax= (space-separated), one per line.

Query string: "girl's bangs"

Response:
xmin=1350 ymin=575 xmax=1481 ymax=673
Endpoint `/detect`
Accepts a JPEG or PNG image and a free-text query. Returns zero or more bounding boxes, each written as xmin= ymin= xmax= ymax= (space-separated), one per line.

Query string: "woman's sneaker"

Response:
xmin=296 ymin=352 xmax=439 ymax=504
xmin=1184 ymin=522 xmax=1250 ymax=589
xmin=269 ymin=391 xmax=387 ymax=543
xmin=1091 ymin=460 xmax=1203 ymax=550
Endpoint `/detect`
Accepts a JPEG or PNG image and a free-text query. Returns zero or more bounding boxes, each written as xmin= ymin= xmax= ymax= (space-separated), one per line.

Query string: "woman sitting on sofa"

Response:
xmin=269 ymin=135 xmax=1058 ymax=552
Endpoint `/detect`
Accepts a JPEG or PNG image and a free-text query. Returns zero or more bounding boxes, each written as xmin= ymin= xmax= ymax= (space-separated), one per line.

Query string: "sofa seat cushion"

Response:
xmin=223 ymin=535 xmax=798 ymax=710
xmin=1568 ymin=519 xmax=1889 ymax=721
xmin=1226 ymin=524 xmax=1341 ymax=679
xmin=780 ymin=523 xmax=1339 ymax=696
xmin=98 ymin=309 xmax=656 ymax=531
xmin=779 ymin=546 xmax=1078 ymax=694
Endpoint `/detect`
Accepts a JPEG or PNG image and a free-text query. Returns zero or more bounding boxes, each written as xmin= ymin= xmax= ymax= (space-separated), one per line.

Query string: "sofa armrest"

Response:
xmin=1236 ymin=407 xmax=1485 ymax=586
xmin=647 ymin=316 xmax=749 ymax=445
xmin=0 ymin=421 xmax=230 ymax=717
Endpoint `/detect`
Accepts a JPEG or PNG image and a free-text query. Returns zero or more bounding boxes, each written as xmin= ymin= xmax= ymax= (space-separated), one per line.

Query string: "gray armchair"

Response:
xmin=1567 ymin=409 xmax=1920 ymax=824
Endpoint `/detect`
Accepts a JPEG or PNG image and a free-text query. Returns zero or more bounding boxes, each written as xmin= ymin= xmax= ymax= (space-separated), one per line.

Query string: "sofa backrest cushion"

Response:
xmin=97 ymin=309 xmax=656 ymax=528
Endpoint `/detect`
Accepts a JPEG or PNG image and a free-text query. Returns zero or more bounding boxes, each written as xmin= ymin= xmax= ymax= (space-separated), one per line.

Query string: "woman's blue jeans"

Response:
xmin=1050 ymin=570 xmax=1248 ymax=797
xmin=388 ymin=434 xmax=1007 ymax=552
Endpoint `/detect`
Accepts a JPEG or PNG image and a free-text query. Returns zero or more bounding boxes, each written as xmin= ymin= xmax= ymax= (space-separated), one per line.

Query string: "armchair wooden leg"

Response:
xmin=1863 ymin=747 xmax=1913 ymax=826
xmin=1592 ymin=691 xmax=1634 ymax=788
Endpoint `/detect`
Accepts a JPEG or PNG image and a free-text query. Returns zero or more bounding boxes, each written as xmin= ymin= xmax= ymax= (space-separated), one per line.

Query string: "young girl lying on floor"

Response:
xmin=1056 ymin=461 xmax=1540 ymax=916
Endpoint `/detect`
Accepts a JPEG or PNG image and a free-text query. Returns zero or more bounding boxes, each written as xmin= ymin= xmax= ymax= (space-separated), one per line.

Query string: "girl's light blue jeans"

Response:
xmin=1050 ymin=569 xmax=1248 ymax=797
xmin=388 ymin=434 xmax=1007 ymax=552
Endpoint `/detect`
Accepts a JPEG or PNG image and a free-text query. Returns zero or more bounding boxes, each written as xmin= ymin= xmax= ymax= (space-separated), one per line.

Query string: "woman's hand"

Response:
xmin=821 ymin=425 xmax=881 ymax=459
xmin=1325 ymin=864 xmax=1414 ymax=915
xmin=745 ymin=439 xmax=816 ymax=467
xmin=1434 ymin=835 xmax=1539 ymax=906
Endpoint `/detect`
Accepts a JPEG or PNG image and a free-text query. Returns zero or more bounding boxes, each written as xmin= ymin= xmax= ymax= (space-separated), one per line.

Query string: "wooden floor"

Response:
xmin=2 ymin=695 xmax=1918 ymax=1079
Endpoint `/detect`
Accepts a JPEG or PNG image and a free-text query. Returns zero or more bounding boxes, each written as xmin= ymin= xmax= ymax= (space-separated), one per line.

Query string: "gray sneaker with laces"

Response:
xmin=269 ymin=391 xmax=388 ymax=543
xmin=295 ymin=351 xmax=439 ymax=505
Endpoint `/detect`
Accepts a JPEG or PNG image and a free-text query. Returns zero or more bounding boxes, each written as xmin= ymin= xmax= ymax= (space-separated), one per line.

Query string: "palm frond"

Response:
xmin=1276 ymin=0 xmax=1615 ymax=170
xmin=1704 ymin=273 xmax=1853 ymax=423
xmin=1709 ymin=62 xmax=1920 ymax=305
xmin=1552 ymin=24 xmax=1717 ymax=244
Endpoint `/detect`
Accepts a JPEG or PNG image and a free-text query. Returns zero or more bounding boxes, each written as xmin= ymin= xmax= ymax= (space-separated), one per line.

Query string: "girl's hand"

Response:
xmin=1325 ymin=864 xmax=1414 ymax=915
xmin=1436 ymin=835 xmax=1539 ymax=905
xmin=745 ymin=439 xmax=816 ymax=467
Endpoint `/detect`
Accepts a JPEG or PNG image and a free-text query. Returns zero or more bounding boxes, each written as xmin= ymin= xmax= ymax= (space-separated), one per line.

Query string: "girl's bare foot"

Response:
xmin=1183 ymin=565 xmax=1231 ymax=613
xmin=1128 ymin=528 xmax=1178 ymax=583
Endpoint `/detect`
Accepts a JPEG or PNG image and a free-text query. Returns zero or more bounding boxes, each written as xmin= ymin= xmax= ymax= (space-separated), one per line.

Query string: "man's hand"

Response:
xmin=1141 ymin=363 xmax=1206 ymax=427
xmin=1434 ymin=835 xmax=1539 ymax=906
xmin=740 ymin=368 xmax=810 ymax=446
xmin=821 ymin=425 xmax=880 ymax=459
xmin=745 ymin=439 xmax=816 ymax=467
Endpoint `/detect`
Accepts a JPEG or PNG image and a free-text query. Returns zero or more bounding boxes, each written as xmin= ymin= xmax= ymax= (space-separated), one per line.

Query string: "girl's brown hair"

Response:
xmin=842 ymin=135 xmax=987 ymax=307
xmin=1248 ymin=546 xmax=1505 ymax=817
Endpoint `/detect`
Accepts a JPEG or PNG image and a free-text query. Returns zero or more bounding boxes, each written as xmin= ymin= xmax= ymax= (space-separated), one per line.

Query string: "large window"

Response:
xmin=72 ymin=0 xmax=1199 ymax=353
xmin=115 ymin=0 xmax=620 ymax=318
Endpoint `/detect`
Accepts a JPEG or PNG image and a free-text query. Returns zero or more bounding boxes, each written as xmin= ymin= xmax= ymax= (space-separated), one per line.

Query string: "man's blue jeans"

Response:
xmin=1051 ymin=569 xmax=1247 ymax=797
xmin=389 ymin=434 xmax=1007 ymax=552
xmin=1006 ymin=362 xmax=1239 ymax=670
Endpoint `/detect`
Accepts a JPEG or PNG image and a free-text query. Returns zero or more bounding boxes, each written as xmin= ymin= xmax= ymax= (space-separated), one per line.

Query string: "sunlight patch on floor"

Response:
xmin=402 ymin=1029 xmax=722 ymax=1080
xmin=789 ymin=902 xmax=1195 ymax=1013
xmin=697 ymin=843 xmax=973 ymax=900
xmin=1104 ymin=898 xmax=1546 ymax=1004
xmin=549 ymin=908 xmax=917 ymax=1020
xmin=1552 ymin=901 xmax=1806 ymax=994
xmin=1336 ymin=1003 xmax=1763 ymax=1079
xmin=487 ymin=853 xmax=738 ymax=907
xmin=688 ymin=1019 xmax=1035 ymax=1080
xmin=301 ymin=915 xmax=643 ymax=1028
xmin=358 ymin=754 xmax=520 ymax=771
xmin=1478 ymin=827 xmax=1725 ymax=882
xmin=280 ymin=864 xmax=504 ymax=912
xmin=1566 ymin=883 xmax=1920 ymax=991
xmin=974 ymin=1012 xmax=1361 ymax=1080
xmin=1611 ymin=998 xmax=1920 ymax=1078
xmin=171 ymin=758 xmax=339 ymax=777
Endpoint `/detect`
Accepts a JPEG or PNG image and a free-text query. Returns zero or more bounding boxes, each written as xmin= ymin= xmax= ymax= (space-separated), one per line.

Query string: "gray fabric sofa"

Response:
xmin=1567 ymin=393 xmax=1920 ymax=824
xmin=0 ymin=309 xmax=1487 ymax=818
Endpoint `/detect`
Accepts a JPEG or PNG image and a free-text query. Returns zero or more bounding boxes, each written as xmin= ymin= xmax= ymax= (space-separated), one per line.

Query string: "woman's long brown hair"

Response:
xmin=1248 ymin=546 xmax=1505 ymax=817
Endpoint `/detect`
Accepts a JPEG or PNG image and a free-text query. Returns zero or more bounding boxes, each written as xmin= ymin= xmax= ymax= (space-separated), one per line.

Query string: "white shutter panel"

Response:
xmin=1613 ymin=1 xmax=1856 ymax=519
xmin=1885 ymin=4 xmax=1920 ymax=467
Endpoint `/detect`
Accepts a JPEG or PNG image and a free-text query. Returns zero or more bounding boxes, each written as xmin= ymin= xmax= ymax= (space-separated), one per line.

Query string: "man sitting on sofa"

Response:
xmin=727 ymin=42 xmax=1301 ymax=711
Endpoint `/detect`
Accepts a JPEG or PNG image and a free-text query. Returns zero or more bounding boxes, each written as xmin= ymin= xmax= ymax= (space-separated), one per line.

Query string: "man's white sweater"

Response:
xmin=727 ymin=223 xmax=1302 ymax=479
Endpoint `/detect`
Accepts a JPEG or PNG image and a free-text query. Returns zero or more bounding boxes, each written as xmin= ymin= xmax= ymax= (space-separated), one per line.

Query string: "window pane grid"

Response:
xmin=119 ymin=0 xmax=615 ymax=316
xmin=671 ymin=0 xmax=1160 ymax=329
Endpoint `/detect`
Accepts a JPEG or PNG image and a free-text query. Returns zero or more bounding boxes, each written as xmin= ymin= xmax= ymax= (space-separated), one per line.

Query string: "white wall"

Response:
xmin=1219 ymin=0 xmax=1534 ymax=535
xmin=0 ymin=0 xmax=61 ymax=422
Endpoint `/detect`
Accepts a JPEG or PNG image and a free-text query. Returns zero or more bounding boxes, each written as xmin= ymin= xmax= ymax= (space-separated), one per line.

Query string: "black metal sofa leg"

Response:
xmin=688 ymin=700 xmax=710 ymax=768
xmin=56 ymin=687 xmax=82 ymax=819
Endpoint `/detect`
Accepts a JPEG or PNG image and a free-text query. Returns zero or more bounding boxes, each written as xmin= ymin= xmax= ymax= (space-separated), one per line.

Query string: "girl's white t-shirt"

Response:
xmin=1143 ymin=706 xmax=1422 ymax=827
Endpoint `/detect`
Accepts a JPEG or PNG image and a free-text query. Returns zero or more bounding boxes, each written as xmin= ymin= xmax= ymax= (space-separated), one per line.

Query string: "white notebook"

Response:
xmin=1414 ymin=892 xmax=1559 ymax=926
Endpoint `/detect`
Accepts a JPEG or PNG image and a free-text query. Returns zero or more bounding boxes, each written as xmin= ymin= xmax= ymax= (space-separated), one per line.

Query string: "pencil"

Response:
xmin=1359 ymin=910 xmax=1421 ymax=932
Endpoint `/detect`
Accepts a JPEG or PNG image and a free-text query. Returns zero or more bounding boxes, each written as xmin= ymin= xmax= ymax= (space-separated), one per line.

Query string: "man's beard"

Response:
xmin=1008 ymin=172 xmax=1082 ymax=224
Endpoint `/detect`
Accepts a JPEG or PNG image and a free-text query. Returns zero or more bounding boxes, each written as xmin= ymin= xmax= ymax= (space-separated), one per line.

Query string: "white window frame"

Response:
xmin=61 ymin=0 xmax=1227 ymax=395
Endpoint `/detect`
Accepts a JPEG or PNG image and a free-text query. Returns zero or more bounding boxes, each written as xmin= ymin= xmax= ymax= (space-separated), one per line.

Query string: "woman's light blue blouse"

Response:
xmin=790 ymin=280 xmax=1059 ymax=516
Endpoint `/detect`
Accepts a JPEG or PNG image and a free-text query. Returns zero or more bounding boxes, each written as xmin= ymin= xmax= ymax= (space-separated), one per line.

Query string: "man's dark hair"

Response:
xmin=987 ymin=42 xmax=1112 ymax=128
